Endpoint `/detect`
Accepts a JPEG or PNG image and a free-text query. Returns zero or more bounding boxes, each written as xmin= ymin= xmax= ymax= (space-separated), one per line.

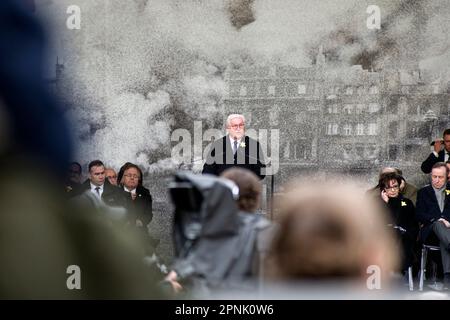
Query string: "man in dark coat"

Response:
xmin=416 ymin=162 xmax=450 ymax=288
xmin=421 ymin=129 xmax=450 ymax=174
xmin=202 ymin=114 xmax=266 ymax=180
xmin=71 ymin=160 xmax=128 ymax=209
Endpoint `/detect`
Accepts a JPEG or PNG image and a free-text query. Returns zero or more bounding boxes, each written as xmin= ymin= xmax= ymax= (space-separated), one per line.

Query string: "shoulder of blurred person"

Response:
xmin=365 ymin=185 xmax=380 ymax=199
xmin=0 ymin=160 xmax=165 ymax=299
xmin=102 ymin=179 xmax=128 ymax=207
xmin=265 ymin=179 xmax=399 ymax=291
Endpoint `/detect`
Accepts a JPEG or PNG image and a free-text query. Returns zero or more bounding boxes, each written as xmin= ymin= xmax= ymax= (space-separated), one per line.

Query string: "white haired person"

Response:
xmin=202 ymin=114 xmax=266 ymax=179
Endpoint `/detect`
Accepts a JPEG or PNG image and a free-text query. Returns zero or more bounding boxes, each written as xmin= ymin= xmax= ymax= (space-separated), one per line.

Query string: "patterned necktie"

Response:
xmin=233 ymin=140 xmax=238 ymax=155
xmin=95 ymin=186 xmax=100 ymax=197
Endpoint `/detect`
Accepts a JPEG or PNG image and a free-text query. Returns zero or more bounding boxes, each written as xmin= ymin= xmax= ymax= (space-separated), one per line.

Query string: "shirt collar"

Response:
xmin=124 ymin=186 xmax=136 ymax=194
xmin=229 ymin=135 xmax=242 ymax=146
xmin=90 ymin=182 xmax=103 ymax=190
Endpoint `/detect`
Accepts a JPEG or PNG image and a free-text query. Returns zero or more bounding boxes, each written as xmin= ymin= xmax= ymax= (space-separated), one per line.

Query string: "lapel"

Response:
xmin=236 ymin=136 xmax=247 ymax=156
xmin=440 ymin=150 xmax=446 ymax=162
xmin=223 ymin=136 xmax=234 ymax=164
xmin=444 ymin=186 xmax=450 ymax=209
xmin=225 ymin=135 xmax=234 ymax=155
xmin=427 ymin=185 xmax=441 ymax=212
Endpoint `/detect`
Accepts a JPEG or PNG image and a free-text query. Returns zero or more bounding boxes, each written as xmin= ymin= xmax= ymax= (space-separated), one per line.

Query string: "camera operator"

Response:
xmin=166 ymin=172 xmax=273 ymax=297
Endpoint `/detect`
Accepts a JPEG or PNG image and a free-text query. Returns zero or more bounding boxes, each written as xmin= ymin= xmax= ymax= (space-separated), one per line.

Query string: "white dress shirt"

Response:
xmin=229 ymin=136 xmax=242 ymax=153
xmin=90 ymin=182 xmax=104 ymax=198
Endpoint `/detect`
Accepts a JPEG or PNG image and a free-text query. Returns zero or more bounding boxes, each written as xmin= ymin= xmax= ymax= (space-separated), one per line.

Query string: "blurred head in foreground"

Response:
xmin=220 ymin=167 xmax=262 ymax=213
xmin=267 ymin=179 xmax=398 ymax=288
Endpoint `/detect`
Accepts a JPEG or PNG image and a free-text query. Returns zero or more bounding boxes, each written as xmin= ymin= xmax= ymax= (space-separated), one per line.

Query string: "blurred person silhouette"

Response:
xmin=65 ymin=161 xmax=82 ymax=193
xmin=264 ymin=179 xmax=399 ymax=298
xmin=220 ymin=167 xmax=262 ymax=214
xmin=0 ymin=0 xmax=72 ymax=179
xmin=0 ymin=0 xmax=164 ymax=298
xmin=166 ymin=172 xmax=272 ymax=297
xmin=220 ymin=168 xmax=276 ymax=281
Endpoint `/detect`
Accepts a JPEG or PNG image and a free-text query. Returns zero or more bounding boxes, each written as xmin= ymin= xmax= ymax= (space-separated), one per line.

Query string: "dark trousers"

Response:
xmin=432 ymin=221 xmax=450 ymax=273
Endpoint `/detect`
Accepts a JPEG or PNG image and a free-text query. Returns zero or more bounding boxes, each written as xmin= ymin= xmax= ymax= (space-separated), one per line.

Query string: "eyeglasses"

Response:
xmin=385 ymin=186 xmax=399 ymax=191
xmin=229 ymin=124 xmax=245 ymax=130
xmin=124 ymin=174 xmax=140 ymax=179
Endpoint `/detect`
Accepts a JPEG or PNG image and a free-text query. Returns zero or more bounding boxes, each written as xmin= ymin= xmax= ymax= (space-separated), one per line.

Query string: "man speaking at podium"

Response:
xmin=202 ymin=114 xmax=266 ymax=180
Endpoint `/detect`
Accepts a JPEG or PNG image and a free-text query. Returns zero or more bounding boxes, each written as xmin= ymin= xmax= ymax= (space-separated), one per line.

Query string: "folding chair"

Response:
xmin=419 ymin=244 xmax=441 ymax=291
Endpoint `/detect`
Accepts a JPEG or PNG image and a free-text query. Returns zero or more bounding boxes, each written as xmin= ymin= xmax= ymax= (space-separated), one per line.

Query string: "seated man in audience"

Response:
xmin=416 ymin=162 xmax=450 ymax=290
xmin=71 ymin=160 xmax=128 ymax=209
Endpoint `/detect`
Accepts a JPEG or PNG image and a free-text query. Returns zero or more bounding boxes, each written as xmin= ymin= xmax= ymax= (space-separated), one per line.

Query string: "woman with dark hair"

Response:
xmin=118 ymin=162 xmax=157 ymax=253
xmin=378 ymin=172 xmax=419 ymax=274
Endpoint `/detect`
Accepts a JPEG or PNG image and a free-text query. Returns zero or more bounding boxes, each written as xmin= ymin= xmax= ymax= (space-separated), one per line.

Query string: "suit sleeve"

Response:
xmin=256 ymin=141 xmax=266 ymax=180
xmin=415 ymin=189 xmax=437 ymax=225
xmin=142 ymin=193 xmax=153 ymax=225
xmin=202 ymin=143 xmax=217 ymax=175
xmin=421 ymin=153 xmax=439 ymax=174
xmin=404 ymin=198 xmax=419 ymax=239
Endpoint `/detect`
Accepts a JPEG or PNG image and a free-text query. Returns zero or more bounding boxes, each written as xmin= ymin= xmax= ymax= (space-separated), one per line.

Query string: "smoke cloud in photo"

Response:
xmin=36 ymin=0 xmax=450 ymax=172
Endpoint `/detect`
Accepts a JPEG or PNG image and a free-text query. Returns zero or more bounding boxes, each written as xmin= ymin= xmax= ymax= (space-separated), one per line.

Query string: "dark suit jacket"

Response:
xmin=202 ymin=135 xmax=266 ymax=179
xmin=415 ymin=184 xmax=450 ymax=242
xmin=71 ymin=179 xmax=128 ymax=208
xmin=421 ymin=150 xmax=446 ymax=174
xmin=124 ymin=185 xmax=153 ymax=226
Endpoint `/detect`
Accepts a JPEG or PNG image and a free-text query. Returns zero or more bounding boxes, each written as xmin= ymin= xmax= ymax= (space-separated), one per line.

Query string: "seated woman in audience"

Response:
xmin=118 ymin=162 xmax=158 ymax=253
xmin=378 ymin=172 xmax=419 ymax=275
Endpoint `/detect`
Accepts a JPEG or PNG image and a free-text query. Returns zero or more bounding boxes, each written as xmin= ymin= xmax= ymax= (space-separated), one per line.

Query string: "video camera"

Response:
xmin=168 ymin=171 xmax=239 ymax=258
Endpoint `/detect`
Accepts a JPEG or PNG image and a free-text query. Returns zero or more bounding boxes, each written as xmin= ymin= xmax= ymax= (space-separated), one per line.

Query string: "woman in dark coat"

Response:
xmin=118 ymin=162 xmax=158 ymax=253
xmin=379 ymin=172 xmax=419 ymax=273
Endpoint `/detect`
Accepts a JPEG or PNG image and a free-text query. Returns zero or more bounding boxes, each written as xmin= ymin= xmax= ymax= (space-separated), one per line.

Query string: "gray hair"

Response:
xmin=226 ymin=114 xmax=245 ymax=127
